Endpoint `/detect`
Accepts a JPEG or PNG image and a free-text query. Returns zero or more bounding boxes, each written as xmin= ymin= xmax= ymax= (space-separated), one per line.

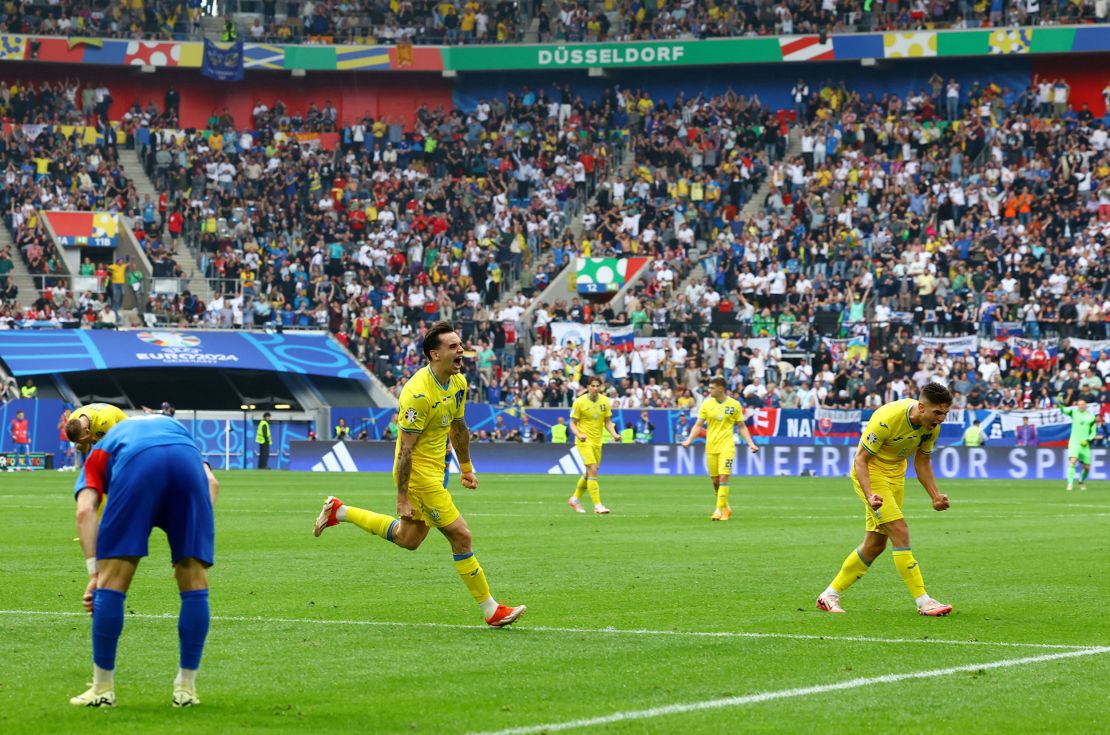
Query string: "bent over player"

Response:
xmin=681 ymin=377 xmax=760 ymax=520
xmin=314 ymin=321 xmax=525 ymax=628
xmin=816 ymin=383 xmax=954 ymax=617
xmin=70 ymin=414 xmax=218 ymax=707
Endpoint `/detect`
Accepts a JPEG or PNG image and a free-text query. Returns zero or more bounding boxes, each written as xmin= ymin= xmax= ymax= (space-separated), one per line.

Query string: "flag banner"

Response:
xmin=992 ymin=322 xmax=1025 ymax=338
xmin=918 ymin=335 xmax=979 ymax=354
xmin=592 ymin=324 xmax=634 ymax=352
xmin=551 ymin=321 xmax=592 ymax=349
xmin=201 ymin=39 xmax=243 ymax=81
xmin=1068 ymin=338 xmax=1110 ymax=354
xmin=814 ymin=407 xmax=863 ymax=438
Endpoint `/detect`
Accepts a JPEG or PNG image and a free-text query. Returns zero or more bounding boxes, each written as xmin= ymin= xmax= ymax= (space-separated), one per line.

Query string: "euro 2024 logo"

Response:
xmin=137 ymin=331 xmax=201 ymax=349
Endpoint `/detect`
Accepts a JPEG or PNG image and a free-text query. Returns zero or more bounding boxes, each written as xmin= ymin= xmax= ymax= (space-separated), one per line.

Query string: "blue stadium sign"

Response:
xmin=0 ymin=330 xmax=368 ymax=379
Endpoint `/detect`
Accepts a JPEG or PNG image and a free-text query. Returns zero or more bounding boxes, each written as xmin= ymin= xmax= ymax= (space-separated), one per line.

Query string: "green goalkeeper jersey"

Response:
xmin=1060 ymin=405 xmax=1097 ymax=447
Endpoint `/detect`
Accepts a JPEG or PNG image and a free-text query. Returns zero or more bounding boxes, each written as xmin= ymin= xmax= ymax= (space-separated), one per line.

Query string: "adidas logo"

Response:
xmin=547 ymin=446 xmax=586 ymax=475
xmin=311 ymin=442 xmax=359 ymax=472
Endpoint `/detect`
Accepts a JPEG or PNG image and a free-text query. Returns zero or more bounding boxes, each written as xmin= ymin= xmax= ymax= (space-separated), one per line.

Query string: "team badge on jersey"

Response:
xmin=404 ymin=408 xmax=418 ymax=425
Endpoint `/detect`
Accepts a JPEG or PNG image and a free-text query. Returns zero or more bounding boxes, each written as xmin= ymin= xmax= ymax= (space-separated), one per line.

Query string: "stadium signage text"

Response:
xmin=290 ymin=442 xmax=1107 ymax=481
xmin=537 ymin=44 xmax=685 ymax=67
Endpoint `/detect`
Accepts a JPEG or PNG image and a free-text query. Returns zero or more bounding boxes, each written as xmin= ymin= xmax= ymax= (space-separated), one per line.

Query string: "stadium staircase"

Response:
xmin=671 ymin=127 xmax=802 ymax=299
xmin=0 ymin=225 xmax=39 ymax=307
xmin=500 ymin=136 xmax=634 ymax=342
xmin=118 ymin=147 xmax=211 ymax=305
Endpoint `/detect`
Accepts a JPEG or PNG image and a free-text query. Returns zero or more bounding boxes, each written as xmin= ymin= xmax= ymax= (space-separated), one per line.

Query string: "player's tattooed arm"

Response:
xmin=451 ymin=419 xmax=479 ymax=489
xmin=395 ymin=430 xmax=420 ymax=518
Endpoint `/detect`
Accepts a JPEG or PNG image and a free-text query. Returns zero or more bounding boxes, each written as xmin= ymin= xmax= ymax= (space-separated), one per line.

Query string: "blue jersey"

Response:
xmin=74 ymin=414 xmax=214 ymax=565
xmin=75 ymin=415 xmax=198 ymax=502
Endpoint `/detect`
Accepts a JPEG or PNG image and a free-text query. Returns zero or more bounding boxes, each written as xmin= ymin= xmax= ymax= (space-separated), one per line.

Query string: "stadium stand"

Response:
xmin=0 ymin=69 xmax=1107 ymax=413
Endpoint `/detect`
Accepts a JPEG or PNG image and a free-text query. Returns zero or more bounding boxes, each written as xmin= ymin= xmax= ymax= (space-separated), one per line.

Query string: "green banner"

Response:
xmin=445 ymin=38 xmax=782 ymax=71
xmin=1030 ymin=27 xmax=1077 ymax=54
xmin=283 ymin=46 xmax=336 ymax=70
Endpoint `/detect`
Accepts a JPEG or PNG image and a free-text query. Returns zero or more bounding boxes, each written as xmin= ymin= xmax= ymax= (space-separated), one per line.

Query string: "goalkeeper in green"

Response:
xmin=1058 ymin=398 xmax=1097 ymax=491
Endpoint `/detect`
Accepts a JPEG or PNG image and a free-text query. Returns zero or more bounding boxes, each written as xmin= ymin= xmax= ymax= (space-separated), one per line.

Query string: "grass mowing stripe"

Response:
xmin=467 ymin=646 xmax=1110 ymax=735
xmin=0 ymin=610 xmax=1098 ymax=651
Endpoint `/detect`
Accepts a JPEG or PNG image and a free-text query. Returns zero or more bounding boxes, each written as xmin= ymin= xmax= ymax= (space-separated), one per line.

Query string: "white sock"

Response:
xmin=479 ymin=596 xmax=499 ymax=618
xmin=915 ymin=593 xmax=931 ymax=607
xmin=93 ymin=665 xmax=113 ymax=688
xmin=336 ymin=505 xmax=347 ymax=522
xmin=822 ymin=586 xmax=839 ymax=598
xmin=175 ymin=668 xmax=197 ymax=687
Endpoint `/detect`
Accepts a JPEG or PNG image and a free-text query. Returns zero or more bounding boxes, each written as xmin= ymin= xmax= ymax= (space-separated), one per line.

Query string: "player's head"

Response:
xmin=65 ymin=413 xmax=93 ymax=452
xmin=586 ymin=376 xmax=601 ymax=398
xmin=709 ymin=376 xmax=726 ymax=400
xmin=1076 ymin=399 xmax=1088 ymax=412
xmin=917 ymin=383 xmax=953 ymax=429
xmin=16 ymin=410 xmax=24 ymax=419
xmin=423 ymin=321 xmax=463 ymax=374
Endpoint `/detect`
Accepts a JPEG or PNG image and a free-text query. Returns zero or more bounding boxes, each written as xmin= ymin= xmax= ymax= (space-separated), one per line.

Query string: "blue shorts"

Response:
xmin=97 ymin=444 xmax=214 ymax=566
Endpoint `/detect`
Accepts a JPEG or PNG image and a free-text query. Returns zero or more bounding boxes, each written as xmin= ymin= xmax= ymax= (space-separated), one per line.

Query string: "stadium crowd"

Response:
xmin=6 ymin=0 xmax=1108 ymax=48
xmin=1 ymin=72 xmax=1109 ymax=411
xmin=0 ymin=0 xmax=195 ymax=40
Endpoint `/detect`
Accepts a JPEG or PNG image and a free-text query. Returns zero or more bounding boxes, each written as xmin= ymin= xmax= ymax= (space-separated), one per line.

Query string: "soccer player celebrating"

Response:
xmin=314 ymin=322 xmax=525 ymax=628
xmin=681 ymin=377 xmax=760 ymax=521
xmin=816 ymin=382 xmax=954 ymax=617
xmin=65 ymin=402 xmax=129 ymax=454
xmin=567 ymin=376 xmax=622 ymax=514
xmin=1058 ymin=397 xmax=1097 ymax=491
xmin=70 ymin=414 xmax=218 ymax=708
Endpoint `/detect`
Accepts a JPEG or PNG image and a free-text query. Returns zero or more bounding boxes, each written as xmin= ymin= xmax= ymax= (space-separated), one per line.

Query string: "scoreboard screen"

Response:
xmin=0 ymin=452 xmax=53 ymax=470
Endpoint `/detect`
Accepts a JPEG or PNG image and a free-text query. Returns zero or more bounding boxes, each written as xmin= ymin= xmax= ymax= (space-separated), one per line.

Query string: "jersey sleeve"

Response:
xmin=919 ymin=428 xmax=938 ymax=455
xmin=859 ymin=412 xmax=892 ymax=455
xmin=452 ymin=375 xmax=468 ymax=421
xmin=398 ymin=392 xmax=431 ymax=434
xmin=570 ymin=397 xmax=583 ymax=423
xmin=74 ymin=448 xmax=110 ymax=503
xmin=697 ymin=401 xmax=708 ymax=422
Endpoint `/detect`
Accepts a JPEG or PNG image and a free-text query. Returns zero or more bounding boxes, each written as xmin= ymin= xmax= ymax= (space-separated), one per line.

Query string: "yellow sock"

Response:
xmin=453 ymin=552 xmax=492 ymax=604
xmin=573 ymin=476 xmax=587 ymax=500
xmin=716 ymin=484 xmax=730 ymax=510
xmin=831 ymin=547 xmax=872 ymax=593
xmin=586 ymin=478 xmax=601 ymax=505
xmin=344 ymin=506 xmax=399 ymax=542
xmin=892 ymin=548 xmax=926 ymax=598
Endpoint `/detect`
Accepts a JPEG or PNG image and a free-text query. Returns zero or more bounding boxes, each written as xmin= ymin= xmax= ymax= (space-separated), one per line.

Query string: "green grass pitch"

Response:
xmin=1 ymin=471 xmax=1108 ymax=734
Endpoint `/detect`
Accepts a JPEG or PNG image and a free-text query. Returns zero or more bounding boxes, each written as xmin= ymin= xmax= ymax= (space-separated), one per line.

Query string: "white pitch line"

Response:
xmin=467 ymin=646 xmax=1110 ymax=735
xmin=0 ymin=610 xmax=1098 ymax=651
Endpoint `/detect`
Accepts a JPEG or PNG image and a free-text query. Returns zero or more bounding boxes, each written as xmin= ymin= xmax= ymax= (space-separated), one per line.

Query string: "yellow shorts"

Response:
xmin=394 ymin=477 xmax=461 ymax=528
xmin=706 ymin=451 xmax=735 ymax=478
xmin=851 ymin=464 xmax=905 ymax=533
xmin=577 ymin=441 xmax=603 ymax=467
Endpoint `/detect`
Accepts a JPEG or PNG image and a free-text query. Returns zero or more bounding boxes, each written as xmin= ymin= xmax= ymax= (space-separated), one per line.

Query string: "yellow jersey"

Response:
xmin=571 ymin=393 xmax=612 ymax=445
xmin=71 ymin=403 xmax=128 ymax=452
xmin=697 ymin=396 xmax=744 ymax=455
xmin=858 ymin=398 xmax=939 ymax=467
xmin=396 ymin=366 xmax=467 ymax=488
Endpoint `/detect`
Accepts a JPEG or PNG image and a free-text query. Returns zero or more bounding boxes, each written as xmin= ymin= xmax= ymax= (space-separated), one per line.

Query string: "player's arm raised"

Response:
xmin=852 ymin=445 xmax=884 ymax=510
xmin=914 ymin=451 xmax=949 ymax=511
xmin=451 ymin=418 xmax=478 ymax=490
xmin=681 ymin=418 xmax=704 ymax=447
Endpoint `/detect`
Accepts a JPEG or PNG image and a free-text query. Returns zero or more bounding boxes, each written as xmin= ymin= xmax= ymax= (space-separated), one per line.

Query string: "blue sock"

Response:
xmin=92 ymin=588 xmax=126 ymax=671
xmin=178 ymin=589 xmax=210 ymax=671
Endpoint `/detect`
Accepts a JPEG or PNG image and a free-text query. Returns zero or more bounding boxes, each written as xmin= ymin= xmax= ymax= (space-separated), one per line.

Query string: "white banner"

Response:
xmin=998 ymin=409 xmax=1074 ymax=432
xmin=702 ymin=337 xmax=773 ymax=354
xmin=918 ymin=335 xmax=979 ymax=354
xmin=551 ymin=321 xmax=592 ymax=349
xmin=1068 ymin=338 xmax=1110 ymax=353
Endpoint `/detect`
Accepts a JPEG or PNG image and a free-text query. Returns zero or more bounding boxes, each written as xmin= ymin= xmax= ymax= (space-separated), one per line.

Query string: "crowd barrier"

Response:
xmin=288 ymin=441 xmax=1107 ymax=481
